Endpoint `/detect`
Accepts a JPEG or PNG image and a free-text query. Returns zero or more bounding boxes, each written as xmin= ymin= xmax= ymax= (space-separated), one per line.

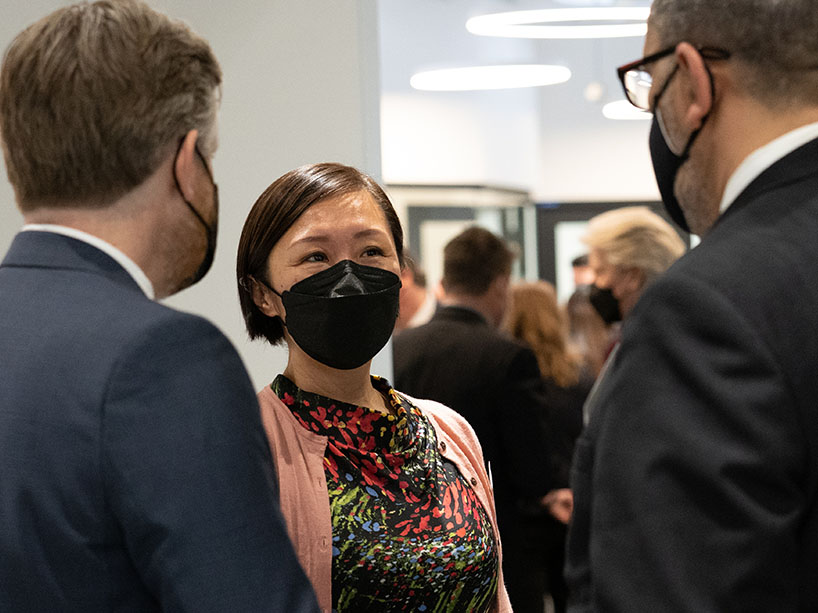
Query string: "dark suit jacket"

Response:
xmin=566 ymin=137 xmax=818 ymax=611
xmin=393 ymin=305 xmax=551 ymax=530
xmin=0 ymin=231 xmax=318 ymax=612
xmin=542 ymin=375 xmax=592 ymax=490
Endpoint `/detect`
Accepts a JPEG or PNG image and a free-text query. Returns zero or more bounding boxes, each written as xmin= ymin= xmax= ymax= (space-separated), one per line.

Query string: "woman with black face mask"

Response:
xmin=583 ymin=206 xmax=686 ymax=328
xmin=236 ymin=163 xmax=511 ymax=613
xmin=581 ymin=207 xmax=687 ymax=422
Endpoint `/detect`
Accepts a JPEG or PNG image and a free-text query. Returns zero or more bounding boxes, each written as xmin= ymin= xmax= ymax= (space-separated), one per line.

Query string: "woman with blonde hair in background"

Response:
xmin=504 ymin=280 xmax=593 ymax=613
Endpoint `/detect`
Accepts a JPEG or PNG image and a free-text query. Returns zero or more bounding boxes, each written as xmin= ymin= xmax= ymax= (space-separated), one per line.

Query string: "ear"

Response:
xmin=174 ymin=129 xmax=200 ymax=201
xmin=490 ymin=273 xmax=510 ymax=298
xmin=675 ymin=42 xmax=714 ymax=130
xmin=621 ymin=266 xmax=646 ymax=294
xmin=251 ymin=280 xmax=284 ymax=319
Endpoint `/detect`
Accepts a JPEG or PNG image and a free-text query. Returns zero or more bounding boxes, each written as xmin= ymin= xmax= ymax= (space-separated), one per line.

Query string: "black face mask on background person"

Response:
xmin=173 ymin=142 xmax=219 ymax=290
xmin=261 ymin=259 xmax=401 ymax=370
xmin=589 ymin=285 xmax=622 ymax=324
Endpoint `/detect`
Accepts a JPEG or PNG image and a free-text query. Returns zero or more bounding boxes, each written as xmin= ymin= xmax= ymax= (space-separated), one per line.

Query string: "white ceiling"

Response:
xmin=376 ymin=0 xmax=660 ymax=203
xmin=379 ymin=0 xmax=651 ymax=93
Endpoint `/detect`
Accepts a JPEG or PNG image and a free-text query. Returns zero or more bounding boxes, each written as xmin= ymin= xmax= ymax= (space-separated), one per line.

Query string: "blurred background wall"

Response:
xmin=0 ymin=0 xmax=383 ymax=389
xmin=0 ymin=0 xmax=664 ymax=386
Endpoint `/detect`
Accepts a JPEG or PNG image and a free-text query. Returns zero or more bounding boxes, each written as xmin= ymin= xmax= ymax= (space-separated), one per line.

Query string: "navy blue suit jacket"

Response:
xmin=0 ymin=231 xmax=318 ymax=612
xmin=566 ymin=138 xmax=818 ymax=611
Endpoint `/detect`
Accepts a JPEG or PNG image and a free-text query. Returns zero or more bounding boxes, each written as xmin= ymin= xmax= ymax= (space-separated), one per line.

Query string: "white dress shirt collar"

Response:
xmin=719 ymin=121 xmax=818 ymax=215
xmin=21 ymin=224 xmax=155 ymax=299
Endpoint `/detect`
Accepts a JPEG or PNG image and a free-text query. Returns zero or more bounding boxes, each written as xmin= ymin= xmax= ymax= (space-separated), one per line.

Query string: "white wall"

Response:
xmin=0 ymin=0 xmax=385 ymax=390
xmin=381 ymin=91 xmax=539 ymax=189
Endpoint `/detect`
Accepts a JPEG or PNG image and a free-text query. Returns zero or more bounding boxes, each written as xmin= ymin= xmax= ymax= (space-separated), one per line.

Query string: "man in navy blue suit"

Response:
xmin=0 ymin=2 xmax=318 ymax=611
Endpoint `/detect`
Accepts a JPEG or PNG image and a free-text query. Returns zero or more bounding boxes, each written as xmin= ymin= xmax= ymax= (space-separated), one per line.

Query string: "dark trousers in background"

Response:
xmin=502 ymin=511 xmax=568 ymax=613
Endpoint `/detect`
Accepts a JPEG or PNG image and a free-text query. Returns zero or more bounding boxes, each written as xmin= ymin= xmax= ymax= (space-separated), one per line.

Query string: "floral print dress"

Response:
xmin=273 ymin=375 xmax=499 ymax=612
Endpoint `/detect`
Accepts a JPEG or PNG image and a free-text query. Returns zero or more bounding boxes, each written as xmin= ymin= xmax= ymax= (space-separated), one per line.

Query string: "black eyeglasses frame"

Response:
xmin=616 ymin=45 xmax=731 ymax=110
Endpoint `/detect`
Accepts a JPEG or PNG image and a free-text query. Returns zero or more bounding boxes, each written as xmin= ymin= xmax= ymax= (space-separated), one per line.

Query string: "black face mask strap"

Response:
xmin=675 ymin=54 xmax=719 ymax=163
xmin=241 ymin=274 xmax=287 ymax=327
xmin=173 ymin=138 xmax=215 ymax=232
xmin=249 ymin=274 xmax=283 ymax=299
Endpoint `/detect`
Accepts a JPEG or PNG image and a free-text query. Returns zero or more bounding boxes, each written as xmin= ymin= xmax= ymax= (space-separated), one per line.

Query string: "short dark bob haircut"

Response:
xmin=237 ymin=162 xmax=405 ymax=345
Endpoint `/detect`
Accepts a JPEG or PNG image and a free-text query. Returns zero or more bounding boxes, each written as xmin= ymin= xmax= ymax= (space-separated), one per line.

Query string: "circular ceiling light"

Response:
xmin=410 ymin=64 xmax=571 ymax=91
xmin=466 ymin=7 xmax=650 ymax=40
xmin=602 ymin=100 xmax=651 ymax=120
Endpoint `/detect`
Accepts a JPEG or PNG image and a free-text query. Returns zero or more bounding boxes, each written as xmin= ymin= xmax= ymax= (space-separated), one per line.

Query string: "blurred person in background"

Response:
xmin=394 ymin=226 xmax=551 ymax=613
xmin=237 ymin=163 xmax=512 ymax=613
xmin=564 ymin=285 xmax=611 ymax=379
xmin=570 ymin=254 xmax=595 ymax=288
xmin=504 ymin=281 xmax=594 ymax=613
xmin=583 ymin=206 xmax=686 ymax=330
xmin=579 ymin=207 xmax=686 ymax=424
xmin=394 ymin=251 xmax=436 ymax=332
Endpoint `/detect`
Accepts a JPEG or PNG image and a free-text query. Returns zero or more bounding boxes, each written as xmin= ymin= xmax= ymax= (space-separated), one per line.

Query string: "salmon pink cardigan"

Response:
xmin=257 ymin=385 xmax=513 ymax=613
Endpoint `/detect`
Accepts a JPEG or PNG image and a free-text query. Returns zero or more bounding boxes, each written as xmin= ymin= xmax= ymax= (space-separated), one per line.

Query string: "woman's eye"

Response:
xmin=304 ymin=252 xmax=327 ymax=263
xmin=363 ymin=247 xmax=385 ymax=257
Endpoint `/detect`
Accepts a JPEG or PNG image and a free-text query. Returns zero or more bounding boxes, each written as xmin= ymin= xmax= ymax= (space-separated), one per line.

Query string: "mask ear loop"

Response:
xmin=678 ymin=55 xmax=718 ymax=162
xmin=244 ymin=274 xmax=283 ymax=298
xmin=656 ymin=49 xmax=718 ymax=161
xmin=173 ymin=138 xmax=216 ymax=233
xmin=245 ymin=275 xmax=288 ymax=329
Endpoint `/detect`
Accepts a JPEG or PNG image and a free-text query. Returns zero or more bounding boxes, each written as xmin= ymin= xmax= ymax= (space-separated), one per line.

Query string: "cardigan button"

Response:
xmin=439 ymin=440 xmax=447 ymax=453
xmin=470 ymin=477 xmax=478 ymax=487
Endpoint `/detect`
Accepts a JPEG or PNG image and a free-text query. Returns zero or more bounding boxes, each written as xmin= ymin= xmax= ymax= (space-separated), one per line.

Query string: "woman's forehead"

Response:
xmin=284 ymin=191 xmax=390 ymax=241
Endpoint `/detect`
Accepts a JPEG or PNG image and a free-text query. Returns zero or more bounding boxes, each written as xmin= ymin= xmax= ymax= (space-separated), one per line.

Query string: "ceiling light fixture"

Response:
xmin=410 ymin=64 xmax=571 ymax=91
xmin=466 ymin=7 xmax=650 ymax=40
xmin=602 ymin=100 xmax=651 ymax=120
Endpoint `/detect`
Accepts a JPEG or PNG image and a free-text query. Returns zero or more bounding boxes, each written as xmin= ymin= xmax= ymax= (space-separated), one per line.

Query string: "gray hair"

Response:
xmin=649 ymin=0 xmax=818 ymax=106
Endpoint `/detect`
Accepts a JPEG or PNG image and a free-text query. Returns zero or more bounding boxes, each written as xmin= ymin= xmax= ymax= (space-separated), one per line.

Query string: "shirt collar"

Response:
xmin=719 ymin=121 xmax=818 ymax=215
xmin=21 ymin=224 xmax=155 ymax=299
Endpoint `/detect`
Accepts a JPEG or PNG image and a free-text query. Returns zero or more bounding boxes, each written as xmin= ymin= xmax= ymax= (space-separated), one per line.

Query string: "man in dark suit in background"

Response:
xmin=567 ymin=0 xmax=818 ymax=610
xmin=0 ymin=2 xmax=317 ymax=611
xmin=394 ymin=226 xmax=553 ymax=613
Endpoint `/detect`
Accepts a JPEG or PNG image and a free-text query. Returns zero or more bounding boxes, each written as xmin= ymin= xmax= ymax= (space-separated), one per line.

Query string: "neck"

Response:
xmin=22 ymin=160 xmax=186 ymax=298
xmin=283 ymin=341 xmax=389 ymax=413
xmin=395 ymin=285 xmax=426 ymax=330
xmin=440 ymin=293 xmax=497 ymax=327
xmin=619 ymin=291 xmax=639 ymax=320
xmin=710 ymin=98 xmax=818 ymax=208
xmin=24 ymin=198 xmax=149 ymax=264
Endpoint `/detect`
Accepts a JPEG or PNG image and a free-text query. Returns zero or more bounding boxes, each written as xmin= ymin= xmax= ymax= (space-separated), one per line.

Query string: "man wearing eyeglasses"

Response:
xmin=566 ymin=0 xmax=818 ymax=611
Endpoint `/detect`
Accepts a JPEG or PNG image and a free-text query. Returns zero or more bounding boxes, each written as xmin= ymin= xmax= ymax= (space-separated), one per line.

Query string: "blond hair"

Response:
xmin=0 ymin=0 xmax=221 ymax=210
xmin=504 ymin=281 xmax=582 ymax=388
xmin=583 ymin=206 xmax=686 ymax=283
